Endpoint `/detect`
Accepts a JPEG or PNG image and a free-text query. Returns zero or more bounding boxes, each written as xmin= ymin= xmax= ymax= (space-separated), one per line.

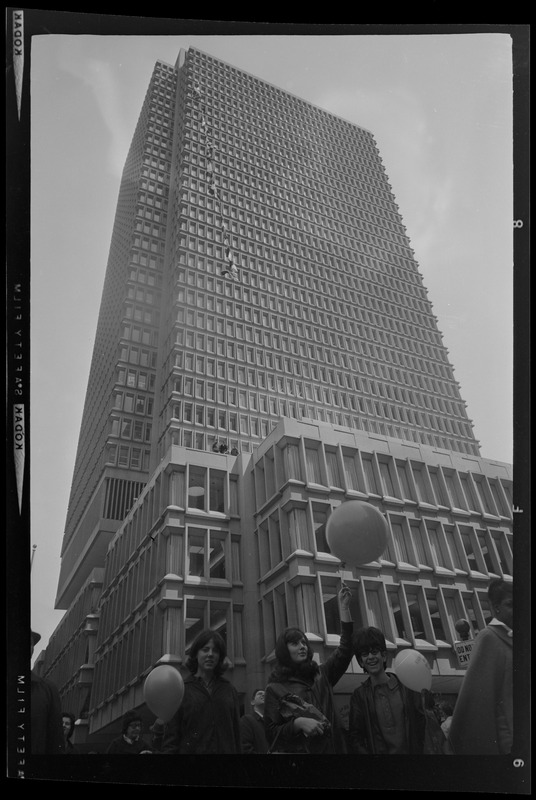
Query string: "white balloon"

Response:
xmin=393 ymin=649 xmax=432 ymax=692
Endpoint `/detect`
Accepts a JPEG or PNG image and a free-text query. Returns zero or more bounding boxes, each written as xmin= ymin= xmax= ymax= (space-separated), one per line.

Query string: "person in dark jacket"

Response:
xmin=31 ymin=630 xmax=65 ymax=754
xmin=161 ymin=629 xmax=241 ymax=754
xmin=264 ymin=583 xmax=354 ymax=754
xmin=149 ymin=718 xmax=166 ymax=752
xmin=449 ymin=578 xmax=513 ymax=754
xmin=106 ymin=710 xmax=154 ymax=754
xmin=421 ymin=689 xmax=451 ymax=754
xmin=61 ymin=711 xmax=79 ymax=753
xmin=240 ymin=688 xmax=269 ymax=753
xmin=348 ymin=626 xmax=425 ymax=754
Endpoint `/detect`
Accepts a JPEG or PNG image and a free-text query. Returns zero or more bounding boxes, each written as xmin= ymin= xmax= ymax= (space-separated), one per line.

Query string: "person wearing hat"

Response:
xmin=31 ymin=630 xmax=65 ymax=754
xmin=106 ymin=710 xmax=154 ymax=754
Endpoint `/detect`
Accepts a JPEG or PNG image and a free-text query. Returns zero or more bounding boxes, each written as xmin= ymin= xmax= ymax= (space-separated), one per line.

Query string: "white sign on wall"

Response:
xmin=454 ymin=640 xmax=475 ymax=669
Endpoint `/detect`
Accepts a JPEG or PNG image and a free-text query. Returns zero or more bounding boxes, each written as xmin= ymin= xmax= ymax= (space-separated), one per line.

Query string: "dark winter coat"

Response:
xmin=239 ymin=711 xmax=269 ymax=753
xmin=264 ymin=621 xmax=353 ymax=754
xmin=449 ymin=624 xmax=513 ymax=755
xmin=31 ymin=670 xmax=65 ymax=754
xmin=106 ymin=735 xmax=154 ymax=754
xmin=348 ymin=672 xmax=425 ymax=754
xmin=162 ymin=674 xmax=241 ymax=754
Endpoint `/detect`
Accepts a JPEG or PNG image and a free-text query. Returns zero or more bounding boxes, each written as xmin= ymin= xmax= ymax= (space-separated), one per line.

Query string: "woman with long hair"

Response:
xmin=161 ymin=628 xmax=241 ymax=754
xmin=61 ymin=711 xmax=79 ymax=754
xmin=264 ymin=584 xmax=353 ymax=754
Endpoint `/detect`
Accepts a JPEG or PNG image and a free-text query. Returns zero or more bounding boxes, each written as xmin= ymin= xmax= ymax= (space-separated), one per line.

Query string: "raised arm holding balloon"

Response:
xmin=264 ymin=583 xmax=354 ymax=754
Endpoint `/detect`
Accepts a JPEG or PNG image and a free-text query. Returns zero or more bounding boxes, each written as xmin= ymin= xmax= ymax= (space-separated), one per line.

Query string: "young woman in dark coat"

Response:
xmin=62 ymin=711 xmax=80 ymax=753
xmin=161 ymin=629 xmax=241 ymax=754
xmin=264 ymin=584 xmax=354 ymax=754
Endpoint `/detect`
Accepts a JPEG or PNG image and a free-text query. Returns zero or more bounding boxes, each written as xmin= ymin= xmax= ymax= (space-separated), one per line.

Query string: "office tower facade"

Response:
xmin=42 ymin=48 xmax=512 ymax=747
xmin=55 ymin=60 xmax=175 ymax=609
xmin=156 ymin=47 xmax=478 ymax=466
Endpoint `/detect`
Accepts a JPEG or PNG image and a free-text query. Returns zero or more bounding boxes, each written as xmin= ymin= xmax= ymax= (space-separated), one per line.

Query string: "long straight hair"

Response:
xmin=269 ymin=627 xmax=319 ymax=683
xmin=185 ymin=628 xmax=228 ymax=676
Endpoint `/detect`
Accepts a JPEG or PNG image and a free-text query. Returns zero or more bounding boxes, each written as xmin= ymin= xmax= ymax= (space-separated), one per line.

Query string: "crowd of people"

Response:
xmin=30 ymin=578 xmax=513 ymax=756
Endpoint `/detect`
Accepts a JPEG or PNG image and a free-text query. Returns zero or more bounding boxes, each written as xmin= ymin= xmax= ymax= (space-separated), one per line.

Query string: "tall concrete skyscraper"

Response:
xmin=56 ymin=48 xmax=477 ymax=609
xmin=44 ymin=48 xmax=512 ymax=747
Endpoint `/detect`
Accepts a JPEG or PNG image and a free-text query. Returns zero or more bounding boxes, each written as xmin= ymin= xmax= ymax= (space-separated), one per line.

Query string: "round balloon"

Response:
xmin=143 ymin=665 xmax=184 ymax=723
xmin=326 ymin=501 xmax=388 ymax=565
xmin=393 ymin=649 xmax=432 ymax=692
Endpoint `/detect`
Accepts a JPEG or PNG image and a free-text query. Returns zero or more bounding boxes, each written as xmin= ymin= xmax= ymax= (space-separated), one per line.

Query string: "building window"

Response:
xmin=476 ymin=587 xmax=496 ymax=626
xmin=490 ymin=528 xmax=512 ymax=576
xmin=263 ymin=585 xmax=289 ymax=657
xmin=184 ymin=597 xmax=229 ymax=653
xmin=424 ymin=520 xmax=454 ymax=573
xmin=188 ymin=528 xmax=206 ymax=578
xmin=475 ymin=529 xmax=500 ymax=576
xmin=304 ymin=444 xmax=323 ymax=485
xmin=283 ymin=443 xmax=302 ymax=483
xmin=209 ymin=469 xmax=225 ymax=513
xmin=186 ymin=526 xmax=227 ymax=581
xmin=268 ymin=514 xmax=283 ymax=570
xmin=428 ymin=468 xmax=449 ymax=507
xmin=458 ymin=525 xmax=487 ymax=577
xmin=130 ymin=447 xmax=142 ymax=469
xmin=264 ymin=450 xmax=276 ymax=498
xmin=409 ymin=520 xmax=429 ymax=567
xmin=459 ymin=473 xmax=481 ymax=514
xmin=361 ymin=454 xmax=380 ymax=495
xmin=489 ymin=479 xmax=511 ymax=517
xmin=389 ymin=517 xmax=417 ymax=568
xmin=473 ymin=475 xmax=498 ymax=516
xmin=294 ymin=581 xmax=321 ymax=638
xmin=396 ymin=460 xmax=415 ymax=502
xmin=403 ymin=584 xmax=433 ymax=645
xmin=325 ymin=447 xmax=342 ymax=489
xmin=312 ymin=503 xmax=330 ymax=554
xmin=461 ymin=590 xmax=486 ymax=635
xmin=426 ymin=589 xmax=449 ymax=645
xmin=386 ymin=585 xmax=411 ymax=645
xmin=188 ymin=465 xmax=206 ymax=510
xmin=342 ymin=451 xmax=361 ymax=492
xmin=321 ymin=576 xmax=346 ymax=636
xmin=105 ymin=444 xmax=117 ymax=465
xmin=442 ymin=524 xmax=465 ymax=571
xmin=378 ymin=457 xmax=397 ymax=498
xmin=363 ymin=580 xmax=393 ymax=644
xmin=287 ymin=506 xmax=310 ymax=553
xmin=208 ymin=531 xmax=226 ymax=579
xmin=120 ymin=419 xmax=132 ymax=439
xmin=411 ymin=463 xmax=435 ymax=505
xmin=443 ymin=469 xmax=467 ymax=511
xmin=118 ymin=446 xmax=129 ymax=467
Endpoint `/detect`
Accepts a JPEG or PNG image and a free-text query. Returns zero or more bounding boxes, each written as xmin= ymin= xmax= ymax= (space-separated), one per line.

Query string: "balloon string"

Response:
xmin=339 ymin=562 xmax=348 ymax=591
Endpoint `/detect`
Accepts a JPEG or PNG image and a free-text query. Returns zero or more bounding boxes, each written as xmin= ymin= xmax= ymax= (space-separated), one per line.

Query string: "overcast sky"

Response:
xmin=29 ymin=30 xmax=514 ymax=658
